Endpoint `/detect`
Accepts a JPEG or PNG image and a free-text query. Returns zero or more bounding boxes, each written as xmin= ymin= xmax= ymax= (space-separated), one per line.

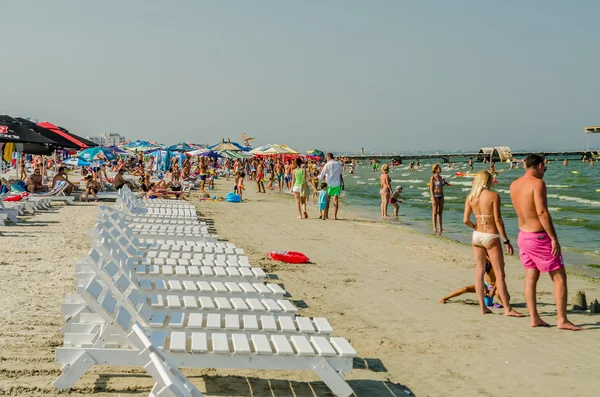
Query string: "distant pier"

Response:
xmin=346 ymin=150 xmax=593 ymax=164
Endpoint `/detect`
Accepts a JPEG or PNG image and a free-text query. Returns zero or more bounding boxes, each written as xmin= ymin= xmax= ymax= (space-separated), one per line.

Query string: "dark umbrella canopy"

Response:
xmin=15 ymin=117 xmax=79 ymax=149
xmin=57 ymin=126 xmax=98 ymax=147
xmin=0 ymin=115 xmax=56 ymax=144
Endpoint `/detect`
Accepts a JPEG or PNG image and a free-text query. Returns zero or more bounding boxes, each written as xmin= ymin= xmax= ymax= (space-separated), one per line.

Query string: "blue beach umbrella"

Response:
xmin=78 ymin=147 xmax=117 ymax=162
xmin=168 ymin=142 xmax=195 ymax=152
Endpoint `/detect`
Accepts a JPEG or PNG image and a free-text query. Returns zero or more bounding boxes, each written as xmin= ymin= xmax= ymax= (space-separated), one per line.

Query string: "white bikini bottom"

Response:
xmin=472 ymin=231 xmax=500 ymax=247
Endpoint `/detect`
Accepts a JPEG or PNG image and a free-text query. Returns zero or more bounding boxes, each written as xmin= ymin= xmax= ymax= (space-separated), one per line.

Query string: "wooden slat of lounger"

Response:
xmin=271 ymin=335 xmax=294 ymax=356
xmin=279 ymin=316 xmax=296 ymax=333
xmin=169 ymin=312 xmax=184 ymax=328
xmin=310 ymin=336 xmax=336 ymax=357
xmin=260 ymin=315 xmax=277 ymax=332
xmin=330 ymin=337 xmax=357 ymax=357
xmin=183 ymin=296 xmax=198 ymax=309
xmin=243 ymin=315 xmax=259 ymax=331
xmin=206 ymin=313 xmax=221 ymax=329
xmin=313 ymin=318 xmax=333 ymax=334
xmin=191 ymin=332 xmax=207 ymax=353
xmin=188 ymin=313 xmax=203 ymax=328
xmin=169 ymin=331 xmax=187 ymax=352
xmin=251 ymin=334 xmax=272 ymax=355
xmin=231 ymin=298 xmax=249 ymax=311
xmin=225 ymin=314 xmax=240 ymax=330
xmin=232 ymin=333 xmax=251 ymax=355
xmin=212 ymin=333 xmax=229 ymax=354
xmin=291 ymin=335 xmax=315 ymax=356
xmin=296 ymin=317 xmax=316 ymax=333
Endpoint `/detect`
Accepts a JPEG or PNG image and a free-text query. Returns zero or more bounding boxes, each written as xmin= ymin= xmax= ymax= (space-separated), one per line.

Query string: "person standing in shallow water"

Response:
xmin=379 ymin=164 xmax=392 ymax=218
xmin=430 ymin=164 xmax=448 ymax=234
xmin=510 ymin=154 xmax=582 ymax=331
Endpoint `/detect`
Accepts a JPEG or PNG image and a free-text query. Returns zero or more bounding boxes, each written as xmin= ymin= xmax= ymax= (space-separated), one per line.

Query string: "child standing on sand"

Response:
xmin=390 ymin=186 xmax=403 ymax=216
xmin=318 ymin=182 xmax=328 ymax=219
xmin=236 ymin=171 xmax=245 ymax=201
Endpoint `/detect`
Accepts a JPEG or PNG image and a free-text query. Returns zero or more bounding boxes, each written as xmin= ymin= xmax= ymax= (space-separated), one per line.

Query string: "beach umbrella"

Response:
xmin=0 ymin=115 xmax=57 ymax=144
xmin=219 ymin=150 xmax=252 ymax=159
xmin=187 ymin=148 xmax=208 ymax=156
xmin=77 ymin=147 xmax=117 ymax=162
xmin=306 ymin=149 xmax=324 ymax=158
xmin=15 ymin=117 xmax=78 ymax=148
xmin=38 ymin=121 xmax=94 ymax=149
xmin=198 ymin=150 xmax=223 ymax=159
xmin=211 ymin=141 xmax=241 ymax=151
xmin=168 ymin=142 xmax=195 ymax=152
xmin=62 ymin=157 xmax=93 ymax=167
xmin=279 ymin=144 xmax=298 ymax=154
xmin=105 ymin=145 xmax=133 ymax=156
xmin=259 ymin=144 xmax=295 ymax=155
xmin=249 ymin=144 xmax=271 ymax=155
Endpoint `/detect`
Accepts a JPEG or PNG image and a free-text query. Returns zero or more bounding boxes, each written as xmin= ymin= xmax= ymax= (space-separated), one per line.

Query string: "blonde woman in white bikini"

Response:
xmin=464 ymin=170 xmax=523 ymax=317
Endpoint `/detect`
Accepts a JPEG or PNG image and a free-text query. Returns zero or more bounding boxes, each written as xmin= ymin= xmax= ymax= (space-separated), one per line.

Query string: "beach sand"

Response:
xmin=1 ymin=184 xmax=599 ymax=396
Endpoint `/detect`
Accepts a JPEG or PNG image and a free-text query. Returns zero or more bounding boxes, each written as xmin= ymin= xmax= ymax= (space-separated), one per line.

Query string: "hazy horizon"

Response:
xmin=2 ymin=1 xmax=600 ymax=153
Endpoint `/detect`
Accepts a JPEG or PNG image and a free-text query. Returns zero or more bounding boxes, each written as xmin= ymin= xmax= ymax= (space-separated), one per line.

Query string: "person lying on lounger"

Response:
xmin=439 ymin=256 xmax=503 ymax=306
xmin=145 ymin=183 xmax=181 ymax=200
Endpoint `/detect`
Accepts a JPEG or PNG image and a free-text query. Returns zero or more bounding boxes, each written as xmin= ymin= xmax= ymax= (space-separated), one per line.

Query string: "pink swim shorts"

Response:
xmin=517 ymin=231 xmax=564 ymax=272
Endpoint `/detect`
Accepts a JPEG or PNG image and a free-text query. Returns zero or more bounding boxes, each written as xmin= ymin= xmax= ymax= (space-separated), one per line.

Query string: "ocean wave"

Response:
xmin=401 ymin=173 xmax=409 ymax=177
xmin=548 ymin=194 xmax=600 ymax=206
xmin=548 ymin=207 xmax=560 ymax=212
xmin=448 ymin=181 xmax=473 ymax=187
xmin=395 ymin=179 xmax=424 ymax=183
xmin=368 ymin=178 xmax=376 ymax=181
xmin=356 ymin=181 xmax=366 ymax=185
xmin=547 ymin=184 xmax=570 ymax=188
xmin=462 ymin=188 xmax=471 ymax=191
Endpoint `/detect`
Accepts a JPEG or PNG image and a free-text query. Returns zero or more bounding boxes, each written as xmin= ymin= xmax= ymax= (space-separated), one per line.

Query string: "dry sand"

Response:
xmin=1 ymin=182 xmax=599 ymax=396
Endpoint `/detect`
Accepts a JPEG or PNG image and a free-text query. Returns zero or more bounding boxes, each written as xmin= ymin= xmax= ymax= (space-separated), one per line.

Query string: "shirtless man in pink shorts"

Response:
xmin=510 ymin=154 xmax=581 ymax=331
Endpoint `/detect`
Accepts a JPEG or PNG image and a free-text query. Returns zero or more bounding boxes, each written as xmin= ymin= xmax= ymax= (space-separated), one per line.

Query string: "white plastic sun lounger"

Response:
xmin=119 ymin=186 xmax=196 ymax=208
xmin=89 ymin=228 xmax=262 ymax=282
xmin=0 ymin=192 xmax=20 ymax=223
xmin=30 ymin=181 xmax=74 ymax=205
xmin=129 ymin=323 xmax=204 ymax=397
xmin=98 ymin=206 xmax=208 ymax=229
xmin=55 ymin=276 xmax=355 ymax=397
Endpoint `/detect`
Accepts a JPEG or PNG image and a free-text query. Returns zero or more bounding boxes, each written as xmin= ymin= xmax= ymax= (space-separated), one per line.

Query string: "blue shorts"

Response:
xmin=319 ymin=203 xmax=327 ymax=211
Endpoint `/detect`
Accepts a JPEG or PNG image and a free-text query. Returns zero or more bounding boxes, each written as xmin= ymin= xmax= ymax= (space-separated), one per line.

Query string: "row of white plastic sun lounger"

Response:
xmin=54 ymin=195 xmax=357 ymax=396
xmin=0 ymin=191 xmax=54 ymax=225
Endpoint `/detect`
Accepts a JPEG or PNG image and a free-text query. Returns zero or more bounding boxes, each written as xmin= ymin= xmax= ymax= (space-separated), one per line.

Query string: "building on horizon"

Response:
xmin=86 ymin=132 xmax=125 ymax=146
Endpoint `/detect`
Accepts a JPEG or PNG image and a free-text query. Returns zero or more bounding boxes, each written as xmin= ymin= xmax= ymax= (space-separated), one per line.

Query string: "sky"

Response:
xmin=2 ymin=1 xmax=600 ymax=154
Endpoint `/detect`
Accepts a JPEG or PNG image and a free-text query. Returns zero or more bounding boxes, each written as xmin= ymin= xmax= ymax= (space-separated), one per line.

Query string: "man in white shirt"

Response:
xmin=318 ymin=153 xmax=344 ymax=220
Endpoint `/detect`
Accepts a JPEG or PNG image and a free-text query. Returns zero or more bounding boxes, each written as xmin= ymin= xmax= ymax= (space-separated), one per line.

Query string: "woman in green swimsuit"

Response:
xmin=291 ymin=157 xmax=310 ymax=219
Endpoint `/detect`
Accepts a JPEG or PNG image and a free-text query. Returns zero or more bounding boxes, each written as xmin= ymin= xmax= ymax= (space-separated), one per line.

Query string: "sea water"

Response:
xmin=341 ymin=158 xmax=600 ymax=273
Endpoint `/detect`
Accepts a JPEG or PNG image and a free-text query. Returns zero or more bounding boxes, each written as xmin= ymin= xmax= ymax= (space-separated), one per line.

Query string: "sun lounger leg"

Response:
xmin=53 ymin=351 xmax=96 ymax=390
xmin=313 ymin=359 xmax=354 ymax=397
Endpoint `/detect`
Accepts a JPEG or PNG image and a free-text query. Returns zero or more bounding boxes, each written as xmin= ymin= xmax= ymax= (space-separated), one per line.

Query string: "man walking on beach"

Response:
xmin=319 ymin=153 xmax=344 ymax=220
xmin=510 ymin=154 xmax=581 ymax=331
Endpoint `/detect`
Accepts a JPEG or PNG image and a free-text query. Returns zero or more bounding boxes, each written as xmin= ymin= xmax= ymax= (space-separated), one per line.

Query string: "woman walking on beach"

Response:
xmin=430 ymin=164 xmax=448 ymax=234
xmin=464 ymin=170 xmax=523 ymax=317
xmin=379 ymin=164 xmax=392 ymax=218
xmin=291 ymin=157 xmax=310 ymax=219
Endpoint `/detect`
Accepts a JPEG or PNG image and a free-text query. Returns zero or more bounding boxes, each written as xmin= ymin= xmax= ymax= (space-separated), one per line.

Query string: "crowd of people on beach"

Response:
xmin=4 ymin=148 xmax=589 ymax=331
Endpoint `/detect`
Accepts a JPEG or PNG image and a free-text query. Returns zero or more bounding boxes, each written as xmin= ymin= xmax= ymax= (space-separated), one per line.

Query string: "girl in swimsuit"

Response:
xmin=430 ymin=164 xmax=448 ymax=234
xmin=379 ymin=164 xmax=392 ymax=218
xmin=463 ymin=170 xmax=522 ymax=317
